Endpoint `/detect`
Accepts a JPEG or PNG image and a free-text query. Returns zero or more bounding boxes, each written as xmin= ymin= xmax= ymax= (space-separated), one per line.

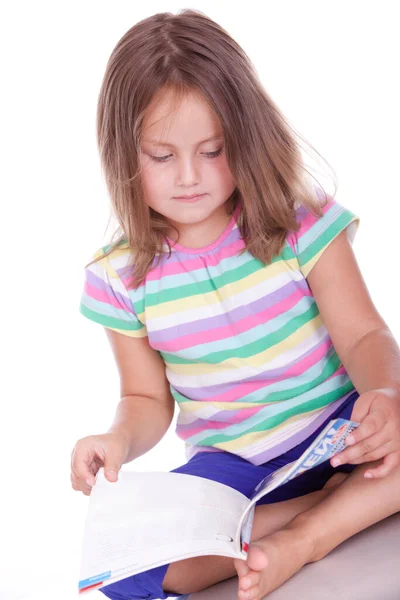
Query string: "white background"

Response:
xmin=1 ymin=1 xmax=399 ymax=599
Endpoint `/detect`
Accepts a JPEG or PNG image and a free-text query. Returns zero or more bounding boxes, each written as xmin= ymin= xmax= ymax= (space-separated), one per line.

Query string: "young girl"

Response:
xmin=71 ymin=9 xmax=400 ymax=600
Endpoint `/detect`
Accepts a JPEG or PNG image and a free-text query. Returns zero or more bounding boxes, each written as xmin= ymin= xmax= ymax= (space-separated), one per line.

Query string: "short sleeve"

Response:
xmin=79 ymin=248 xmax=147 ymax=338
xmin=290 ymin=196 xmax=360 ymax=278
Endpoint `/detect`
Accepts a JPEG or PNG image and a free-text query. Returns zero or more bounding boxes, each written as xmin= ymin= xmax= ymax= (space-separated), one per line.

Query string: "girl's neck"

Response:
xmin=166 ymin=203 xmax=235 ymax=250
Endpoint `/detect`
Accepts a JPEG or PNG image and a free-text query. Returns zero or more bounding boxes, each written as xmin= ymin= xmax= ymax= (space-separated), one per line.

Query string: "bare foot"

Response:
xmin=234 ymin=522 xmax=314 ymax=600
xmin=233 ymin=473 xmax=348 ymax=599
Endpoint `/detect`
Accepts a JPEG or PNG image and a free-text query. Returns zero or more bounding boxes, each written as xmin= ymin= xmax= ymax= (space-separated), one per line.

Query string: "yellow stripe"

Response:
xmin=166 ymin=313 xmax=324 ymax=377
xmin=301 ymin=250 xmax=323 ymax=278
xmin=146 ymin=256 xmax=300 ymax=319
xmin=213 ymin=410 xmax=316 ymax=452
xmin=106 ymin=326 xmax=147 ymax=338
xmin=92 ymin=246 xmax=131 ymax=276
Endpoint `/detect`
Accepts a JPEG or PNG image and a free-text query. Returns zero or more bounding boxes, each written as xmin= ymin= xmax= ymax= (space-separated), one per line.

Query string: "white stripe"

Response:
xmin=240 ymin=392 xmax=352 ymax=460
xmin=166 ymin=325 xmax=328 ymax=388
xmin=88 ymin=259 xmax=131 ymax=300
xmin=239 ymin=410 xmax=327 ymax=459
xmin=182 ymin=410 xmax=321 ymax=461
xmin=147 ymin=269 xmax=304 ymax=331
xmin=108 ymin=250 xmax=131 ymax=270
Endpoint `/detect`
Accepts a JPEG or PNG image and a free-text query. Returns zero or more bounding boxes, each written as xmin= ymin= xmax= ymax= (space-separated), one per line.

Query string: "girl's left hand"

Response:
xmin=330 ymin=387 xmax=400 ymax=478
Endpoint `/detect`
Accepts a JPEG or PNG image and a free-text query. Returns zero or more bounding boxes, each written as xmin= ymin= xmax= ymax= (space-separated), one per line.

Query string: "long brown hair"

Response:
xmin=89 ymin=8 xmax=334 ymax=289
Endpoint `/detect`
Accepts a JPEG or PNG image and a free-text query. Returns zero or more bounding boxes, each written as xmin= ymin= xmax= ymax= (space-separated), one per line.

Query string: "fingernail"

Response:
xmin=331 ymin=458 xmax=341 ymax=467
xmin=346 ymin=435 xmax=355 ymax=445
xmin=86 ymin=478 xmax=93 ymax=486
xmin=107 ymin=470 xmax=117 ymax=480
xmin=364 ymin=472 xmax=373 ymax=479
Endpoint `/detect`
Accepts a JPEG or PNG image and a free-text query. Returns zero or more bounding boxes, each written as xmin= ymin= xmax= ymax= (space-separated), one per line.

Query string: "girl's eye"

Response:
xmin=149 ymin=148 xmax=223 ymax=163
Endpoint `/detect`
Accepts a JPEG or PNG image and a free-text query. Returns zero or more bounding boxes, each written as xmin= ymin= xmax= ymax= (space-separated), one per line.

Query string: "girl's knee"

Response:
xmin=162 ymin=561 xmax=194 ymax=595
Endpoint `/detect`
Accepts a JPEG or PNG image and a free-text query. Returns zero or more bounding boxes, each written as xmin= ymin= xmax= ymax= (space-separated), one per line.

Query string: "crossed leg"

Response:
xmin=161 ymin=472 xmax=347 ymax=595
xmin=234 ymin=459 xmax=400 ymax=600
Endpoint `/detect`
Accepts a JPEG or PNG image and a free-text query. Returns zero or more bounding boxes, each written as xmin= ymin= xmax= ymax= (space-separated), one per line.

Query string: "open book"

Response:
xmin=78 ymin=417 xmax=358 ymax=594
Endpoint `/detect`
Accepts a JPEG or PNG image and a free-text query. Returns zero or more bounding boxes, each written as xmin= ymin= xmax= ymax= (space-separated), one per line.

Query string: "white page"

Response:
xmin=79 ymin=469 xmax=250 ymax=593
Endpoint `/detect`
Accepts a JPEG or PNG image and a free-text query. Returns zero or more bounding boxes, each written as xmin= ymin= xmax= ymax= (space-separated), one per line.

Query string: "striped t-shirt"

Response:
xmin=80 ymin=196 xmax=360 ymax=465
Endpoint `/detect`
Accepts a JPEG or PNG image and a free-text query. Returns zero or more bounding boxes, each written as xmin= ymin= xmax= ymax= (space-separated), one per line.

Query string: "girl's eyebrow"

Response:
xmin=142 ymin=134 xmax=224 ymax=148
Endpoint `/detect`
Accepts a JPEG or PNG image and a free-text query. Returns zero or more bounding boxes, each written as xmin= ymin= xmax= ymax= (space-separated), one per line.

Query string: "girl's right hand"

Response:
xmin=70 ymin=432 xmax=130 ymax=496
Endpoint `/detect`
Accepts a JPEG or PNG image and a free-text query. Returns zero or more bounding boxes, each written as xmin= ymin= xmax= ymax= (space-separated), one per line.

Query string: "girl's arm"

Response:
xmin=105 ymin=329 xmax=176 ymax=462
xmin=305 ymin=229 xmax=400 ymax=478
xmin=306 ymin=229 xmax=400 ymax=393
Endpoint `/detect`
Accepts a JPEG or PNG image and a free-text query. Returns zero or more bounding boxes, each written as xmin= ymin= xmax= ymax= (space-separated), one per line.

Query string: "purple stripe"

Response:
xmin=177 ymin=408 xmax=249 ymax=429
xmin=149 ymin=277 xmax=310 ymax=343
xmin=249 ymin=392 xmax=356 ymax=465
xmin=184 ymin=390 xmax=357 ymax=465
xmin=295 ymin=204 xmax=309 ymax=223
xmin=85 ymin=269 xmax=137 ymax=315
xmin=173 ymin=333 xmax=332 ymax=401
xmin=175 ymin=344 xmax=336 ymax=431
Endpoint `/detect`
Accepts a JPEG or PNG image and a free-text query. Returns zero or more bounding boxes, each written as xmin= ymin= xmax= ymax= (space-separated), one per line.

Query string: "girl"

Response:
xmin=71 ymin=9 xmax=400 ymax=600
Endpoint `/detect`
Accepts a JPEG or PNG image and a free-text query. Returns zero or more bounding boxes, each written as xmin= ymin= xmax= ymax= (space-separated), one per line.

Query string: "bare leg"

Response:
xmin=234 ymin=460 xmax=400 ymax=600
xmin=161 ymin=472 xmax=347 ymax=595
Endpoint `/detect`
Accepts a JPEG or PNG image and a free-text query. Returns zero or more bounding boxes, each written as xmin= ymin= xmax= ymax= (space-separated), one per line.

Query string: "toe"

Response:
xmin=240 ymin=572 xmax=259 ymax=591
xmin=234 ymin=558 xmax=250 ymax=578
xmin=247 ymin=543 xmax=269 ymax=571
xmin=238 ymin=585 xmax=260 ymax=600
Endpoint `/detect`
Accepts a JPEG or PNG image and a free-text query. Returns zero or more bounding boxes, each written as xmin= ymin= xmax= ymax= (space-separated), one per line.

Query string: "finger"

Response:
xmin=364 ymin=452 xmax=400 ymax=479
xmin=75 ymin=466 xmax=95 ymax=487
xmin=350 ymin=390 xmax=380 ymax=423
xmin=70 ymin=474 xmax=92 ymax=494
xmin=346 ymin=441 xmax=393 ymax=465
xmin=72 ymin=463 xmax=96 ymax=487
xmin=104 ymin=461 xmax=121 ymax=482
xmin=345 ymin=413 xmax=384 ymax=446
xmin=82 ymin=483 xmax=93 ymax=496
xmin=73 ymin=445 xmax=97 ymax=483
xmin=331 ymin=431 xmax=389 ymax=466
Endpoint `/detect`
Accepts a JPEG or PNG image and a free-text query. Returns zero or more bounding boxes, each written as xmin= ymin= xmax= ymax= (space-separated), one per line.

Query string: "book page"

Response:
xmin=79 ymin=469 xmax=250 ymax=593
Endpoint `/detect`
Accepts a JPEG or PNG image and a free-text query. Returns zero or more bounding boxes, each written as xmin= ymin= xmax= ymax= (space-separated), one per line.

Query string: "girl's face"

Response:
xmin=139 ymin=90 xmax=237 ymax=237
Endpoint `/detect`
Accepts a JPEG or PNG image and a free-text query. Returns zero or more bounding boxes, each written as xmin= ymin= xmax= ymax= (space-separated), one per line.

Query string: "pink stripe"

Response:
xmin=287 ymin=232 xmax=296 ymax=253
xmin=157 ymin=287 xmax=311 ymax=352
xmin=145 ymin=237 xmax=246 ymax=281
xmin=84 ymin=281 xmax=122 ymax=310
xmin=179 ymin=359 xmax=345 ymax=439
xmin=201 ymin=337 xmax=333 ymax=404
xmin=178 ymin=406 xmax=261 ymax=439
xmin=297 ymin=198 xmax=334 ymax=238
xmin=326 ymin=364 xmax=347 ymax=379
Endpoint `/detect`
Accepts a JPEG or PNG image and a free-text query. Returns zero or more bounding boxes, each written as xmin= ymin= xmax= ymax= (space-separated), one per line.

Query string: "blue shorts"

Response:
xmin=100 ymin=390 xmax=359 ymax=600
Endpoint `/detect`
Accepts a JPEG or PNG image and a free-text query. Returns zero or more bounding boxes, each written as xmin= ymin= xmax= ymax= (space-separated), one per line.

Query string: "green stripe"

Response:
xmin=172 ymin=351 xmax=341 ymax=405
xmin=282 ymin=240 xmax=296 ymax=260
xmin=101 ymin=239 xmax=128 ymax=254
xmin=136 ymin=246 xmax=295 ymax=312
xmin=162 ymin=302 xmax=320 ymax=365
xmin=80 ymin=303 xmax=144 ymax=331
xmin=298 ymin=212 xmax=354 ymax=267
xmin=194 ymin=380 xmax=355 ymax=446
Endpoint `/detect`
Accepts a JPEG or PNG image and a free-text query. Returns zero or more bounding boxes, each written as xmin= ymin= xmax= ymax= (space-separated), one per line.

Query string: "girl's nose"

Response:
xmin=175 ymin=157 xmax=201 ymax=187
